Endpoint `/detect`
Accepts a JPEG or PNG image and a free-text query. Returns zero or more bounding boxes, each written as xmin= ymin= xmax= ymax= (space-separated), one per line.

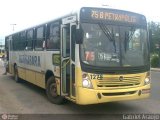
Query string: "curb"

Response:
xmin=151 ymin=68 xmax=160 ymax=72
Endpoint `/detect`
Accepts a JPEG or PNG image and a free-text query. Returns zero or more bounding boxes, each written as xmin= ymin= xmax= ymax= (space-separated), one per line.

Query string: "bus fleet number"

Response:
xmin=90 ymin=74 xmax=103 ymax=80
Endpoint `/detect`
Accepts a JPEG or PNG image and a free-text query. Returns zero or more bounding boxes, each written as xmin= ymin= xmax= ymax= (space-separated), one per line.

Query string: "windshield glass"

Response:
xmin=80 ymin=23 xmax=149 ymax=68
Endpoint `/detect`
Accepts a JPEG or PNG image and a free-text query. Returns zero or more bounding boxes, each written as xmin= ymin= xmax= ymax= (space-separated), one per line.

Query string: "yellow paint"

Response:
xmin=75 ymin=67 xmax=83 ymax=87
xmin=26 ymin=70 xmax=36 ymax=84
xmin=55 ymin=78 xmax=60 ymax=95
xmin=74 ymin=66 xmax=150 ymax=105
xmin=76 ymin=84 xmax=150 ymax=105
xmin=18 ymin=67 xmax=26 ymax=80
xmin=15 ymin=67 xmax=45 ymax=89
xmin=35 ymin=72 xmax=45 ymax=89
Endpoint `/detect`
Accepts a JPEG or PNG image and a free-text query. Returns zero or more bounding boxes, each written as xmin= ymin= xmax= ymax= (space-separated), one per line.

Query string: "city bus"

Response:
xmin=5 ymin=6 xmax=150 ymax=105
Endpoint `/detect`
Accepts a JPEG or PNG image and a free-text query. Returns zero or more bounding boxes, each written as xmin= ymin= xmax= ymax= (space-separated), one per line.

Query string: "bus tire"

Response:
xmin=14 ymin=65 xmax=20 ymax=83
xmin=46 ymin=76 xmax=64 ymax=104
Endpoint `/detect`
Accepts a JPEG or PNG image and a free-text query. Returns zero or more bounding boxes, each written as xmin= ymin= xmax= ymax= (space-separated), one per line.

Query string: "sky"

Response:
xmin=0 ymin=0 xmax=159 ymax=44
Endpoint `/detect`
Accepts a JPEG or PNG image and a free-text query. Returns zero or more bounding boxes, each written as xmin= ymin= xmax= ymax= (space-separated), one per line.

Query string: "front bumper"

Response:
xmin=76 ymin=84 xmax=150 ymax=105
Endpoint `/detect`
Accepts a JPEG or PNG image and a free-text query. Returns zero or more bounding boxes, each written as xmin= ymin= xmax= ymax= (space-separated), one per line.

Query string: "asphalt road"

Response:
xmin=0 ymin=59 xmax=160 ymax=120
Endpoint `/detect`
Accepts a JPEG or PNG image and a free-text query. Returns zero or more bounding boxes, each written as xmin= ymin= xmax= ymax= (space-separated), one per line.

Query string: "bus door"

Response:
xmin=60 ymin=17 xmax=76 ymax=98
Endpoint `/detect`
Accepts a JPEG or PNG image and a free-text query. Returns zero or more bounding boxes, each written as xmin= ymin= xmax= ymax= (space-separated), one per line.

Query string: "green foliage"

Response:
xmin=148 ymin=21 xmax=160 ymax=53
xmin=151 ymin=54 xmax=159 ymax=67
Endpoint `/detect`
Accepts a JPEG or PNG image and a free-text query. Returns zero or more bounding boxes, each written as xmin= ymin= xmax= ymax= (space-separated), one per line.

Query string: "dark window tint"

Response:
xmin=26 ymin=29 xmax=33 ymax=50
xmin=47 ymin=22 xmax=60 ymax=50
xmin=35 ymin=26 xmax=44 ymax=50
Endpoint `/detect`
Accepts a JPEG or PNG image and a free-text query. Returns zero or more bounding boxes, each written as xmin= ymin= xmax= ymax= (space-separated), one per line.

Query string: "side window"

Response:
xmin=5 ymin=37 xmax=10 ymax=60
xmin=9 ymin=36 xmax=13 ymax=51
xmin=20 ymin=31 xmax=26 ymax=50
xmin=12 ymin=32 xmax=26 ymax=51
xmin=47 ymin=22 xmax=60 ymax=50
xmin=26 ymin=29 xmax=33 ymax=50
xmin=35 ymin=26 xmax=44 ymax=50
xmin=12 ymin=34 xmax=18 ymax=51
xmin=5 ymin=37 xmax=9 ymax=51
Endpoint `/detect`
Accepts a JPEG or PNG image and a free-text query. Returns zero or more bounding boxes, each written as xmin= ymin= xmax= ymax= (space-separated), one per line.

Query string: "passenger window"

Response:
xmin=26 ymin=29 xmax=33 ymax=50
xmin=13 ymin=32 xmax=26 ymax=51
xmin=35 ymin=26 xmax=44 ymax=50
xmin=47 ymin=22 xmax=60 ymax=50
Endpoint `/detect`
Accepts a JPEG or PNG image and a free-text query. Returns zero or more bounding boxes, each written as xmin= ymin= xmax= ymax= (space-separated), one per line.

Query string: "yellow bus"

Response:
xmin=5 ymin=7 xmax=150 ymax=105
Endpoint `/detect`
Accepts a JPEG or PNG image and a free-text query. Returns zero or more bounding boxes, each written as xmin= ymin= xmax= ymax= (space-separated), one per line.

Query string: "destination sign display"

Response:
xmin=91 ymin=10 xmax=136 ymax=23
xmin=80 ymin=7 xmax=146 ymax=25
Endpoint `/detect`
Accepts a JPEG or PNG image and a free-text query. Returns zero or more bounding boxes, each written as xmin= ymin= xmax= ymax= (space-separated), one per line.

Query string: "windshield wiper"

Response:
xmin=99 ymin=23 xmax=116 ymax=52
xmin=99 ymin=23 xmax=113 ymax=41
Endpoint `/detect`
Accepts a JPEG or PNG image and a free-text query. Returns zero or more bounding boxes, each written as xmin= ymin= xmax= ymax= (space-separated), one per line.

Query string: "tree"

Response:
xmin=148 ymin=21 xmax=160 ymax=54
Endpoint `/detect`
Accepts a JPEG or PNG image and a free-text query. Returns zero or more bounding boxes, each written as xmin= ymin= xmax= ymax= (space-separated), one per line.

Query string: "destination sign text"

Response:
xmin=91 ymin=10 xmax=136 ymax=23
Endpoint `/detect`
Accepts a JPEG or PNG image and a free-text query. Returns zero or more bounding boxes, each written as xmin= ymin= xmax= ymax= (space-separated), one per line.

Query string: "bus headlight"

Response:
xmin=82 ymin=73 xmax=93 ymax=88
xmin=144 ymin=72 xmax=151 ymax=85
xmin=144 ymin=77 xmax=150 ymax=85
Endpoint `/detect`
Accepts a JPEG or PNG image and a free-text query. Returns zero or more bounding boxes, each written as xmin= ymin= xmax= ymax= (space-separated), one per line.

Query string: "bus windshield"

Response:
xmin=80 ymin=23 xmax=149 ymax=68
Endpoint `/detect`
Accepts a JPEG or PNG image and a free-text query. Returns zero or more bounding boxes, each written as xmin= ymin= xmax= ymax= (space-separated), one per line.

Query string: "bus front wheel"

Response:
xmin=46 ymin=76 xmax=64 ymax=104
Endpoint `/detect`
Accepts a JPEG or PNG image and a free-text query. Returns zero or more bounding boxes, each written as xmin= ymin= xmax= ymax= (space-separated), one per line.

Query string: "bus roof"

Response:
xmin=5 ymin=6 xmax=146 ymax=37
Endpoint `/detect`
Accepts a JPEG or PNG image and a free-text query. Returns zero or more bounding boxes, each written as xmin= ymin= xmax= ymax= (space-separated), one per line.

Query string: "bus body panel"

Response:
xmin=76 ymin=85 xmax=150 ymax=105
xmin=75 ymin=66 xmax=150 ymax=105
xmin=9 ymin=50 xmax=60 ymax=89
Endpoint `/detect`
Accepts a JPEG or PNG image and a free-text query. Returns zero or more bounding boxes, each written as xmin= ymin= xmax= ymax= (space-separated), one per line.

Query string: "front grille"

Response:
xmin=102 ymin=91 xmax=137 ymax=96
xmin=97 ymin=76 xmax=141 ymax=88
